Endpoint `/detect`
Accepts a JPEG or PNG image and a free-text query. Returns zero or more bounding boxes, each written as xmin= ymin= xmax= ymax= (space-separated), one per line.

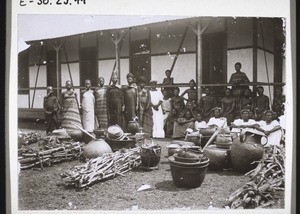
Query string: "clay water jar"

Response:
xmin=127 ymin=121 xmax=140 ymax=135
xmin=230 ymin=135 xmax=264 ymax=172
xmin=83 ymin=139 xmax=113 ymax=159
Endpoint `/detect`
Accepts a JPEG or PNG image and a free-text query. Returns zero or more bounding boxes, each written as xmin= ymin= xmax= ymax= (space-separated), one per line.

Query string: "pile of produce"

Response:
xmin=61 ymin=147 xmax=141 ymax=188
xmin=226 ymin=145 xmax=285 ymax=209
xmin=18 ymin=130 xmax=41 ymax=146
xmin=18 ymin=138 xmax=84 ymax=170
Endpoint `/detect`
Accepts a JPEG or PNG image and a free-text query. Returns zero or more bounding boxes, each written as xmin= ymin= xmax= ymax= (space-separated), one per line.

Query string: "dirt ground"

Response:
xmin=18 ymin=121 xmax=284 ymax=211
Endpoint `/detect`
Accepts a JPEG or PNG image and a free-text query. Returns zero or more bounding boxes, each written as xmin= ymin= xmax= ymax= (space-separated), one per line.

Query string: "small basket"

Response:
xmin=140 ymin=140 xmax=161 ymax=169
xmin=106 ymin=136 xmax=136 ymax=152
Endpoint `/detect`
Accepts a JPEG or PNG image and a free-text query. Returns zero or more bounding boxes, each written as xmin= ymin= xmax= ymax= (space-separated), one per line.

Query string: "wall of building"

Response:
xmin=257 ymin=50 xmax=274 ymax=103
xmin=227 ymin=18 xmax=253 ymax=49
xmin=29 ymin=65 xmax=47 ymax=108
xmin=227 ymin=48 xmax=254 ymax=83
xmin=18 ymin=17 xmax=284 ymax=111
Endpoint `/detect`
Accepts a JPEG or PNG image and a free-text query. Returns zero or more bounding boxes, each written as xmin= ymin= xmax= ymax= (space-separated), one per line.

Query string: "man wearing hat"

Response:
xmin=43 ymin=86 xmax=61 ymax=134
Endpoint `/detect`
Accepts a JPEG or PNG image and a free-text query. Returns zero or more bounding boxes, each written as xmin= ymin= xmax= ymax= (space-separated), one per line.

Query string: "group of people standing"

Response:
xmin=43 ymin=62 xmax=285 ymax=145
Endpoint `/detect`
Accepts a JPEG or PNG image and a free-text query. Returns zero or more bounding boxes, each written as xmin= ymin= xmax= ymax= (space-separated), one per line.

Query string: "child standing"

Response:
xmin=162 ymin=69 xmax=175 ymax=99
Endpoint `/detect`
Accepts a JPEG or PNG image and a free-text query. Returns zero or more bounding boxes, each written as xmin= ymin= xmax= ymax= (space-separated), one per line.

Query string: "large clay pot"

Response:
xmin=83 ymin=139 xmax=113 ymax=159
xmin=203 ymin=145 xmax=230 ymax=170
xmin=230 ymin=135 xmax=264 ymax=172
xmin=127 ymin=121 xmax=140 ymax=135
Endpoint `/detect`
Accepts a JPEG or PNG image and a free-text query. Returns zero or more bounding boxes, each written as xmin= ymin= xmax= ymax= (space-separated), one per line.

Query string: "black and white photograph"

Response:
xmin=7 ymin=0 xmax=295 ymax=213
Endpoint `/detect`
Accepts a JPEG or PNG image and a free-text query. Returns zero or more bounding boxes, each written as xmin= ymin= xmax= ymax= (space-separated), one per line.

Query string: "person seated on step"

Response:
xmin=230 ymin=108 xmax=257 ymax=135
xmin=207 ymin=107 xmax=228 ymax=129
xmin=253 ymin=110 xmax=283 ymax=147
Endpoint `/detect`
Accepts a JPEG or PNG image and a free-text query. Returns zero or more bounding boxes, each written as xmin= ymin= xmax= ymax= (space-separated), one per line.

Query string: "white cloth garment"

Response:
xmin=207 ymin=117 xmax=227 ymax=128
xmin=258 ymin=120 xmax=282 ymax=146
xmin=150 ymin=90 xmax=165 ymax=138
xmin=82 ymin=90 xmax=95 ymax=133
xmin=231 ymin=119 xmax=257 ymax=133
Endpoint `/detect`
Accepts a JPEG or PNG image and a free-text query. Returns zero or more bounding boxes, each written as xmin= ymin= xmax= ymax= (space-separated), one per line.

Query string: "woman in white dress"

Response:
xmin=149 ymin=81 xmax=165 ymax=138
xmin=207 ymin=107 xmax=228 ymax=129
xmin=81 ymin=79 xmax=96 ymax=133
xmin=231 ymin=108 xmax=257 ymax=134
xmin=253 ymin=110 xmax=282 ymax=147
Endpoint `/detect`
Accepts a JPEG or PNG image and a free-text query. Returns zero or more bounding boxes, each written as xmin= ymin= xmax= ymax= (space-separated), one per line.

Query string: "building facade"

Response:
xmin=18 ymin=16 xmax=285 ymax=120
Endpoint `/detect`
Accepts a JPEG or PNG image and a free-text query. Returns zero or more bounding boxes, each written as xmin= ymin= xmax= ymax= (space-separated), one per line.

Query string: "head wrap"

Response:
xmin=174 ymin=87 xmax=180 ymax=93
xmin=212 ymin=107 xmax=221 ymax=113
xmin=85 ymin=79 xmax=91 ymax=84
xmin=257 ymin=85 xmax=264 ymax=90
xmin=189 ymin=79 xmax=196 ymax=84
xmin=127 ymin=73 xmax=135 ymax=79
xmin=139 ymin=76 xmax=147 ymax=84
xmin=240 ymin=108 xmax=250 ymax=114
xmin=150 ymin=80 xmax=157 ymax=84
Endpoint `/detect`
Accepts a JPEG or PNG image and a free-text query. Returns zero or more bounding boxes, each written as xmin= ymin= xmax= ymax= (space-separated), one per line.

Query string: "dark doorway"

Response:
xmin=130 ymin=39 xmax=151 ymax=83
xmin=202 ymin=32 xmax=227 ymax=99
xmin=79 ymin=46 xmax=98 ymax=87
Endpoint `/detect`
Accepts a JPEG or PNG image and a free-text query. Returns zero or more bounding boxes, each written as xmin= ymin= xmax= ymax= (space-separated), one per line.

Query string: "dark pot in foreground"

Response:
xmin=230 ymin=135 xmax=264 ymax=172
xmin=169 ymin=156 xmax=209 ymax=188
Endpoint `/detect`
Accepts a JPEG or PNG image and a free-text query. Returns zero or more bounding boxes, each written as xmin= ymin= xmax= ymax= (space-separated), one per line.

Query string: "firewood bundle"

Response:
xmin=18 ymin=140 xmax=84 ymax=170
xmin=61 ymin=147 xmax=141 ymax=188
xmin=227 ymin=145 xmax=285 ymax=209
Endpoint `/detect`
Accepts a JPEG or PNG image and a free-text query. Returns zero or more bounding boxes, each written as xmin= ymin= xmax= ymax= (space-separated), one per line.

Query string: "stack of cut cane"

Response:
xmin=227 ymin=145 xmax=285 ymax=209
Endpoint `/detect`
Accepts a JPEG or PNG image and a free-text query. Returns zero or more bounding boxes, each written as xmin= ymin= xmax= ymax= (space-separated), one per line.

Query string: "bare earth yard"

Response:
xmin=18 ymin=121 xmax=284 ymax=211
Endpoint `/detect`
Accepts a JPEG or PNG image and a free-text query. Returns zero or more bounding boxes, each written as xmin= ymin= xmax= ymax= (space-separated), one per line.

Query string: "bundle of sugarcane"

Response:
xmin=18 ymin=141 xmax=84 ymax=170
xmin=18 ymin=130 xmax=41 ymax=146
xmin=226 ymin=145 xmax=285 ymax=209
xmin=61 ymin=147 xmax=141 ymax=188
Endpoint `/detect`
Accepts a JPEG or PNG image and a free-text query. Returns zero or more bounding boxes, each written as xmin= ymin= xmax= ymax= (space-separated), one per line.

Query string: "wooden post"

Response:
xmin=115 ymin=35 xmax=120 ymax=82
xmin=31 ymin=45 xmax=44 ymax=108
xmin=189 ymin=18 xmax=215 ymax=104
xmin=53 ymin=40 xmax=63 ymax=99
xmin=253 ymin=18 xmax=258 ymax=94
xmin=170 ymin=26 xmax=189 ymax=74
xmin=111 ymin=32 xmax=125 ymax=84
xmin=197 ymin=21 xmax=203 ymax=105
xmin=62 ymin=45 xmax=74 ymax=86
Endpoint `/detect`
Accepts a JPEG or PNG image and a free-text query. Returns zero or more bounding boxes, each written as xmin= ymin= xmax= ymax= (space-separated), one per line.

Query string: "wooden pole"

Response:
xmin=197 ymin=21 xmax=203 ymax=105
xmin=53 ymin=40 xmax=63 ymax=99
xmin=115 ymin=35 xmax=120 ymax=83
xmin=111 ymin=32 xmax=125 ymax=84
xmin=31 ymin=45 xmax=44 ymax=108
xmin=62 ymin=45 xmax=74 ymax=86
xmin=170 ymin=26 xmax=189 ymax=74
